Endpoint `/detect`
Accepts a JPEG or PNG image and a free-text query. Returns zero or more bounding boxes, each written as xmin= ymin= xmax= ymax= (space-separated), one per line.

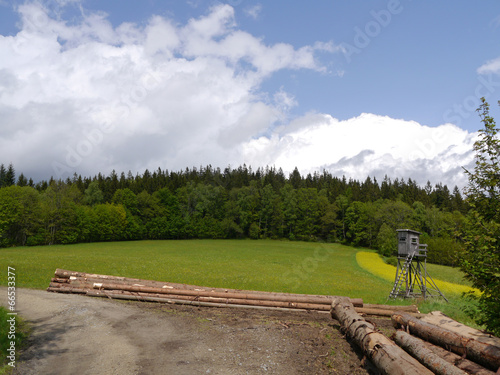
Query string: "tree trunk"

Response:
xmin=363 ymin=303 xmax=419 ymax=313
xmin=52 ymin=269 xmax=363 ymax=306
xmin=422 ymin=340 xmax=496 ymax=375
xmin=394 ymin=330 xmax=468 ymax=375
xmin=355 ymin=307 xmax=424 ymax=318
xmin=392 ymin=313 xmax=500 ymax=371
xmin=331 ymin=297 xmax=433 ymax=375
xmin=85 ymin=290 xmax=321 ymax=312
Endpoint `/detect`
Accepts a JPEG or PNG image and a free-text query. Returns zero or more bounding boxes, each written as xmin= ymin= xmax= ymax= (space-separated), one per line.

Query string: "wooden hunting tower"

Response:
xmin=389 ymin=229 xmax=447 ymax=301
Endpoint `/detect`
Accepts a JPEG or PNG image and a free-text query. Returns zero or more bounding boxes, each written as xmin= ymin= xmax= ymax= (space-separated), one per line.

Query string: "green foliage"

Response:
xmin=248 ymin=222 xmax=260 ymax=239
xmin=0 ymin=163 xmax=16 ymax=189
xmin=83 ymin=181 xmax=104 ymax=206
xmin=426 ymin=236 xmax=464 ymax=266
xmin=384 ymin=256 xmax=398 ymax=267
xmin=376 ymin=223 xmax=397 ymax=256
xmin=461 ymin=98 xmax=500 ymax=336
xmin=0 ymin=163 xmax=468 ymax=263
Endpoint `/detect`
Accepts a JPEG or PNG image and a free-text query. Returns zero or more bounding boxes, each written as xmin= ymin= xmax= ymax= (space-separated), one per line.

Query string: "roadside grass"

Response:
xmin=0 ymin=306 xmax=30 ymax=374
xmin=0 ymin=240 xmax=396 ymax=303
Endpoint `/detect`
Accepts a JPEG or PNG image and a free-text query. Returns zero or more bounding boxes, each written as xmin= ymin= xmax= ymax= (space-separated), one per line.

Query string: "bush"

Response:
xmin=426 ymin=237 xmax=464 ymax=266
xmin=376 ymin=223 xmax=397 ymax=257
xmin=384 ymin=256 xmax=398 ymax=267
xmin=249 ymin=223 xmax=260 ymax=239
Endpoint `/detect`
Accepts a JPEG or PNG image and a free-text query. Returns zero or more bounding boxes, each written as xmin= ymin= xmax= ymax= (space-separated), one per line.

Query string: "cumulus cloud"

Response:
xmin=241 ymin=113 xmax=477 ymax=188
xmin=0 ymin=2 xmax=337 ymax=180
xmin=0 ymin=2 xmax=476 ymax=189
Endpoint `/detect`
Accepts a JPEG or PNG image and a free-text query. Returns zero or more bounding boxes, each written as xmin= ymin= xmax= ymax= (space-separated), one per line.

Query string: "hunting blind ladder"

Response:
xmin=388 ymin=229 xmax=448 ymax=302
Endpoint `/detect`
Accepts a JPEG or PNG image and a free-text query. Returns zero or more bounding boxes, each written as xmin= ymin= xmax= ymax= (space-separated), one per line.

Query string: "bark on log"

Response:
xmin=331 ymin=297 xmax=433 ymax=375
xmin=99 ymin=288 xmax=331 ymax=310
xmin=422 ymin=340 xmax=496 ymax=375
xmin=392 ymin=313 xmax=500 ymax=371
xmin=394 ymin=330 xmax=468 ymax=375
xmin=85 ymin=290 xmax=325 ymax=312
xmin=363 ymin=303 xmax=419 ymax=313
xmin=53 ymin=269 xmax=363 ymax=306
xmin=50 ymin=284 xmax=332 ymax=311
xmin=355 ymin=307 xmax=424 ymax=318
xmin=90 ymin=281 xmax=336 ymax=307
xmin=47 ymin=286 xmax=88 ymax=294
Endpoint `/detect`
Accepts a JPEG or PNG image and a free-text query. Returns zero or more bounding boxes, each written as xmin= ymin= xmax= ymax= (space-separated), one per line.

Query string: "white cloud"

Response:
xmin=0 ymin=2 xmax=338 ymax=181
xmin=241 ymin=113 xmax=477 ymax=188
xmin=244 ymin=4 xmax=262 ymax=20
xmin=0 ymin=2 xmax=476 ymax=189
xmin=477 ymin=57 xmax=500 ymax=75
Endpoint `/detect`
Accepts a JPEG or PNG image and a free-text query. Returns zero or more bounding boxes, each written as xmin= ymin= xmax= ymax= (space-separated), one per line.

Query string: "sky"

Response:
xmin=1 ymin=1 xmax=500 ymax=189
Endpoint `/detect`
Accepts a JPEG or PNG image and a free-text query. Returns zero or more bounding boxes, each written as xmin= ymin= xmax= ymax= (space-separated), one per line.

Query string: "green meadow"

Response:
xmin=0 ymin=239 xmax=475 ymax=324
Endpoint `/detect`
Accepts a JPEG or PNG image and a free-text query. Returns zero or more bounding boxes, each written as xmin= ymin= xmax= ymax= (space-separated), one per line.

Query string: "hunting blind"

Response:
xmin=388 ymin=229 xmax=447 ymax=301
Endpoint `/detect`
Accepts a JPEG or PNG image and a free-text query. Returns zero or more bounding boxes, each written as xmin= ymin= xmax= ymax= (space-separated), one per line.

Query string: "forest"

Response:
xmin=0 ymin=163 xmax=466 ymax=266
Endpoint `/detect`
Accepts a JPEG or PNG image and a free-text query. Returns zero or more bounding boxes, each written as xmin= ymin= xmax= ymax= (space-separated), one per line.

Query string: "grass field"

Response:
xmin=1 ymin=239 xmax=396 ymax=302
xmin=0 ymin=239 xmax=477 ymax=324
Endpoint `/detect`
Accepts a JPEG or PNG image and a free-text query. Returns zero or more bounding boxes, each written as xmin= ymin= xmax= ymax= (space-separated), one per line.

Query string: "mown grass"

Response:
xmin=0 ymin=239 xmax=480 ymax=326
xmin=0 ymin=240 xmax=396 ymax=302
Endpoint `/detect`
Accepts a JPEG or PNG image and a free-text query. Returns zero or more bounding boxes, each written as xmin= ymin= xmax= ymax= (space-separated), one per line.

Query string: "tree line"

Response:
xmin=0 ymin=163 xmax=466 ymax=265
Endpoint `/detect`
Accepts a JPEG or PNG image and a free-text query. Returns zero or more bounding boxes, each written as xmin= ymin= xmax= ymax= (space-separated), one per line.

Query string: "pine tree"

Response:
xmin=17 ymin=173 xmax=28 ymax=187
xmin=5 ymin=163 xmax=15 ymax=186
xmin=0 ymin=164 xmax=6 ymax=188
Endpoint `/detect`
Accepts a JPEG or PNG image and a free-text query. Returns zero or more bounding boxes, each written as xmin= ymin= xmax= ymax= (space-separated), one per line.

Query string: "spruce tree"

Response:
xmin=0 ymin=163 xmax=5 ymax=188
xmin=5 ymin=163 xmax=15 ymax=186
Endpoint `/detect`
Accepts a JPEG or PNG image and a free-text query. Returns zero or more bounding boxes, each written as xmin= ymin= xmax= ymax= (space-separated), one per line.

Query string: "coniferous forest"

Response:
xmin=0 ymin=163 xmax=467 ymax=266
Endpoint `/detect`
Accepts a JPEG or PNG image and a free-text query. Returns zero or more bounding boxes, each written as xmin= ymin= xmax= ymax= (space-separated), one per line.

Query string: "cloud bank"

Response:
xmin=0 ymin=2 xmax=476 ymax=188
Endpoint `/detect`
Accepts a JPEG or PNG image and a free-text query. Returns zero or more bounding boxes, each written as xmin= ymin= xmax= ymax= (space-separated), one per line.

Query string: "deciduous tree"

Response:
xmin=461 ymin=98 xmax=500 ymax=336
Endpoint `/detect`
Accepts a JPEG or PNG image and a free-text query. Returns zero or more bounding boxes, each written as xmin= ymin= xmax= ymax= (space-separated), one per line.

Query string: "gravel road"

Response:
xmin=1 ymin=287 xmax=377 ymax=375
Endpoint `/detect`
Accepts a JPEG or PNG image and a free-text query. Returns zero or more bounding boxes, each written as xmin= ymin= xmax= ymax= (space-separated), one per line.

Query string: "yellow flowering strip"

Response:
xmin=356 ymin=251 xmax=478 ymax=296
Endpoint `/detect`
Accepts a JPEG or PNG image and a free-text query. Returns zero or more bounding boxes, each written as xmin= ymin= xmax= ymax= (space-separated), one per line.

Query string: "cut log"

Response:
xmin=392 ymin=313 xmax=500 ymax=371
xmin=85 ymin=290 xmax=324 ymax=312
xmin=356 ymin=307 xmax=424 ymax=318
xmin=394 ymin=330 xmax=468 ymax=375
xmin=52 ymin=269 xmax=363 ymax=306
xmin=422 ymin=312 xmax=500 ymax=348
xmin=95 ymin=288 xmax=331 ymax=310
xmin=422 ymin=340 xmax=496 ymax=375
xmin=46 ymin=286 xmax=88 ymax=294
xmin=89 ymin=281 xmax=340 ymax=307
xmin=50 ymin=285 xmax=332 ymax=311
xmin=331 ymin=297 xmax=433 ymax=375
xmin=364 ymin=303 xmax=419 ymax=313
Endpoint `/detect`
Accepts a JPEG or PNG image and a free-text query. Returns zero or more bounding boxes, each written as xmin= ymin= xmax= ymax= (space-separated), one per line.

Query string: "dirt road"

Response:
xmin=1 ymin=288 xmax=379 ymax=374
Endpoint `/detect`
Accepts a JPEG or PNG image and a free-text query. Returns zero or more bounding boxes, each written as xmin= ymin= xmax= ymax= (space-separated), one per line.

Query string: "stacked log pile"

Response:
xmin=331 ymin=297 xmax=434 ymax=375
xmin=331 ymin=298 xmax=500 ymax=375
xmin=392 ymin=313 xmax=500 ymax=374
xmin=47 ymin=269 xmax=417 ymax=316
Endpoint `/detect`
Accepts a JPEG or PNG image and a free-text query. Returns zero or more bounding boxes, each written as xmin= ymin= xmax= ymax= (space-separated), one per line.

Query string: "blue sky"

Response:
xmin=0 ymin=1 xmax=499 ymax=187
